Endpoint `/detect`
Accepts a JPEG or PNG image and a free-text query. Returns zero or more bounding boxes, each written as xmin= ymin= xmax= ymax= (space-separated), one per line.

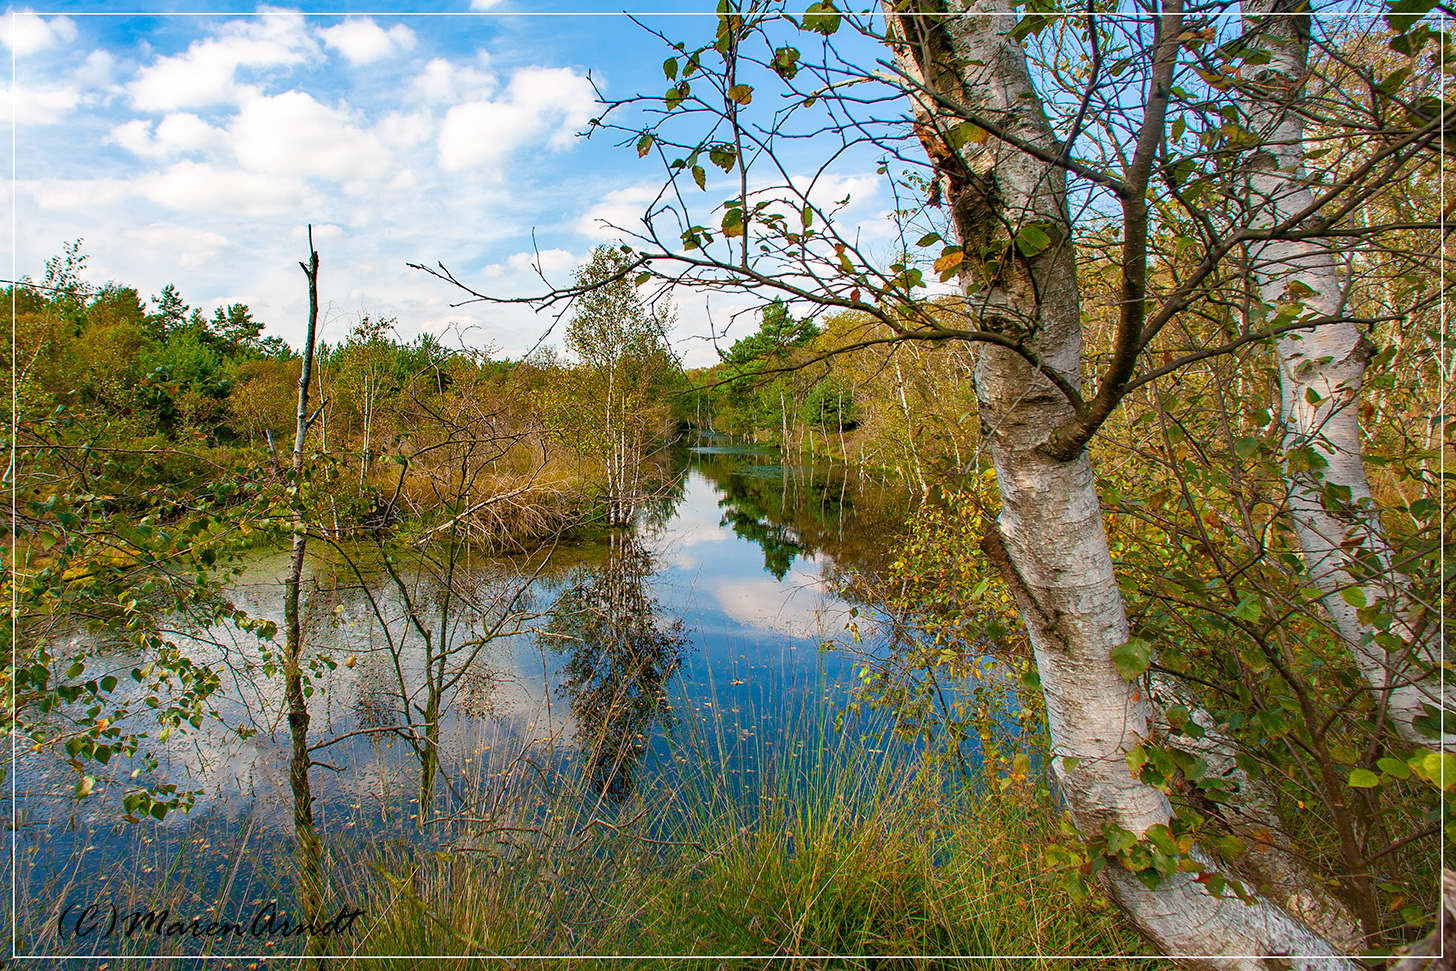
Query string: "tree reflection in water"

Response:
xmin=544 ymin=531 xmax=687 ymax=802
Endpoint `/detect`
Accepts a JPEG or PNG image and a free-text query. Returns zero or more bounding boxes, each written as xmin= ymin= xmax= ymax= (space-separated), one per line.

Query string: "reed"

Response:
xmin=332 ymin=669 xmax=1145 ymax=968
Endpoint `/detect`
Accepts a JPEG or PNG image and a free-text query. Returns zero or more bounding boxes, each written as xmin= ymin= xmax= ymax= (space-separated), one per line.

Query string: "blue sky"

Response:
xmin=4 ymin=3 xmax=898 ymax=366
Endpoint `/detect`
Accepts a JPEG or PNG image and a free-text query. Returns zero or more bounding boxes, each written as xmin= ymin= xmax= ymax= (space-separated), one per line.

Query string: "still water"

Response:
xmin=9 ymin=448 xmax=928 ymax=959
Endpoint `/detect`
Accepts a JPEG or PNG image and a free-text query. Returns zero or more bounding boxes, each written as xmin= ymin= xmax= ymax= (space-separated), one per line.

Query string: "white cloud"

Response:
xmin=319 ymin=18 xmax=415 ymax=66
xmin=111 ymin=113 xmax=225 ymax=158
xmin=137 ymin=160 xmax=313 ymax=216
xmin=482 ymin=247 xmax=577 ymax=280
xmin=0 ymin=82 xmax=79 ymax=124
xmin=103 ymin=89 xmax=411 ymax=222
xmin=74 ymin=49 xmax=118 ymax=90
xmin=409 ymin=56 xmax=496 ymax=104
xmin=799 ymin=172 xmax=881 ymax=218
xmin=128 ymin=12 xmax=318 ymax=111
xmin=469 ymin=0 xmax=507 ymax=9
xmin=229 ymin=90 xmax=394 ymax=182
xmin=124 ymin=224 xmax=238 ymax=270
xmin=577 ymin=183 xmax=660 ymax=241
xmin=111 ymin=91 xmax=400 ymax=203
xmin=377 ymin=110 xmax=433 ymax=149
xmin=712 ymin=573 xmax=837 ymax=637
xmin=1 ymin=9 xmax=76 ymax=56
xmin=438 ymin=66 xmax=594 ymax=173
xmin=2 ymin=45 xmax=123 ymax=127
xmin=22 ymin=177 xmax=130 ymax=210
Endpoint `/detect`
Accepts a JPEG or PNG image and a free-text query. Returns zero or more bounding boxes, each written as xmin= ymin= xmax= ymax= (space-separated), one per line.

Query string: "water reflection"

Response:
xmin=10 ymin=446 xmax=912 ymax=960
xmin=313 ymin=536 xmax=551 ymax=825
xmin=544 ymin=531 xmax=687 ymax=801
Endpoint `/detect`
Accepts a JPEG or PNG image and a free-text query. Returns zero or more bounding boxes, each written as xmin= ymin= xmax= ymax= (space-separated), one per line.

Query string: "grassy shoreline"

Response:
xmin=11 ymin=698 xmax=1145 ymax=969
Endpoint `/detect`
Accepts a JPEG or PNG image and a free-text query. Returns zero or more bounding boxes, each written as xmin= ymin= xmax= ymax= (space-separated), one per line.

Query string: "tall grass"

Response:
xmin=8 ymin=674 xmax=1146 ymax=968
xmin=331 ymin=680 xmax=1146 ymax=968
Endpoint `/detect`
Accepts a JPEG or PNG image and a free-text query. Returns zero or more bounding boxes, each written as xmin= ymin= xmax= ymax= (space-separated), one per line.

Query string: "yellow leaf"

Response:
xmin=933 ymin=250 xmax=964 ymax=275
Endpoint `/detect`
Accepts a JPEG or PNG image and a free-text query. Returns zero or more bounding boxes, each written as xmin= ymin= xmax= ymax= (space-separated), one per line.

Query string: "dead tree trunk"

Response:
xmin=285 ymin=229 xmax=323 ymax=923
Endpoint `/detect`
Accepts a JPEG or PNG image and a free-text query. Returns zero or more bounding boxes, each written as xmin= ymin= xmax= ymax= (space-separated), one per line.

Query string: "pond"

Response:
xmin=7 ymin=447 xmax=954 ymax=961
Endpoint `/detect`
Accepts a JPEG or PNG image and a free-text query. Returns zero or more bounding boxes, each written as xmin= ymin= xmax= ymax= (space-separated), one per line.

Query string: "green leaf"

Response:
xmin=1134 ymin=867 xmax=1163 ymax=890
xmin=946 ymin=121 xmax=988 ymax=151
xmin=722 ymin=207 xmax=745 ymax=238
xmin=637 ymin=133 xmax=656 ymax=158
xmin=802 ymin=1 xmax=841 ymax=35
xmin=1103 ymin=824 xmax=1137 ymax=855
xmin=1212 ymin=834 xmax=1246 ymax=860
xmin=1413 ymin=703 xmax=1455 ymax=740
xmin=1386 ymin=0 xmax=1438 ymax=34
xmin=1408 ymin=750 xmax=1454 ymax=789
xmin=1378 ymin=66 xmax=1411 ymax=96
xmin=1111 ymin=637 xmax=1151 ymax=680
xmin=1338 ymin=586 xmax=1368 ymax=608
xmin=1170 ymin=116 xmax=1186 ymax=141
xmin=1145 ymin=824 xmax=1178 ymax=856
xmin=692 ymin=165 xmax=706 ymax=190
xmin=1347 ymin=768 xmax=1380 ymax=788
xmin=1231 ymin=596 xmax=1262 ymax=623
xmin=709 ymin=144 xmax=738 ymax=172
xmin=1376 ymin=756 xmax=1412 ymax=779
xmin=663 ymin=57 xmax=678 ymax=81
xmin=1014 ymin=224 xmax=1052 ymax=257
xmin=916 ymin=232 xmax=941 ymax=247
xmin=729 ymin=84 xmax=753 ymax=105
xmin=772 ymin=46 xmax=801 ymax=79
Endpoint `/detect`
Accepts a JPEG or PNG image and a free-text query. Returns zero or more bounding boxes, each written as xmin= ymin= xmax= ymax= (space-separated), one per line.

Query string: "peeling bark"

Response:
xmin=884 ymin=3 xmax=1354 ymax=964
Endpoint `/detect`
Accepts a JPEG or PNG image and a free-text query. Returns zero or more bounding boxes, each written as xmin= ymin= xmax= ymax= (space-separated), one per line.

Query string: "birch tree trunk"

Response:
xmin=884 ymin=3 xmax=1353 ymax=964
xmin=1238 ymin=0 xmax=1450 ymax=747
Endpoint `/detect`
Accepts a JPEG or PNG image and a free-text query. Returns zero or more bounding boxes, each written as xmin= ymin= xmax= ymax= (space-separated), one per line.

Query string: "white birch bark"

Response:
xmin=1239 ymin=1 xmax=1450 ymax=747
xmin=883 ymin=3 xmax=1354 ymax=964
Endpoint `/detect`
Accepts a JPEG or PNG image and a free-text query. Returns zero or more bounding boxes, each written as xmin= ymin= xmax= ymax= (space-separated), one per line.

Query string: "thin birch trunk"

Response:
xmin=1239 ymin=0 xmax=1450 ymax=747
xmin=885 ymin=4 xmax=1353 ymax=964
xmin=894 ymin=353 xmax=927 ymax=495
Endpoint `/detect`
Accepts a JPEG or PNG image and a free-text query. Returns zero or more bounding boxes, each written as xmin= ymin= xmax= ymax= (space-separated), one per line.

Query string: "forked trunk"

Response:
xmin=884 ymin=4 xmax=1352 ymax=964
xmin=1239 ymin=0 xmax=1449 ymax=747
